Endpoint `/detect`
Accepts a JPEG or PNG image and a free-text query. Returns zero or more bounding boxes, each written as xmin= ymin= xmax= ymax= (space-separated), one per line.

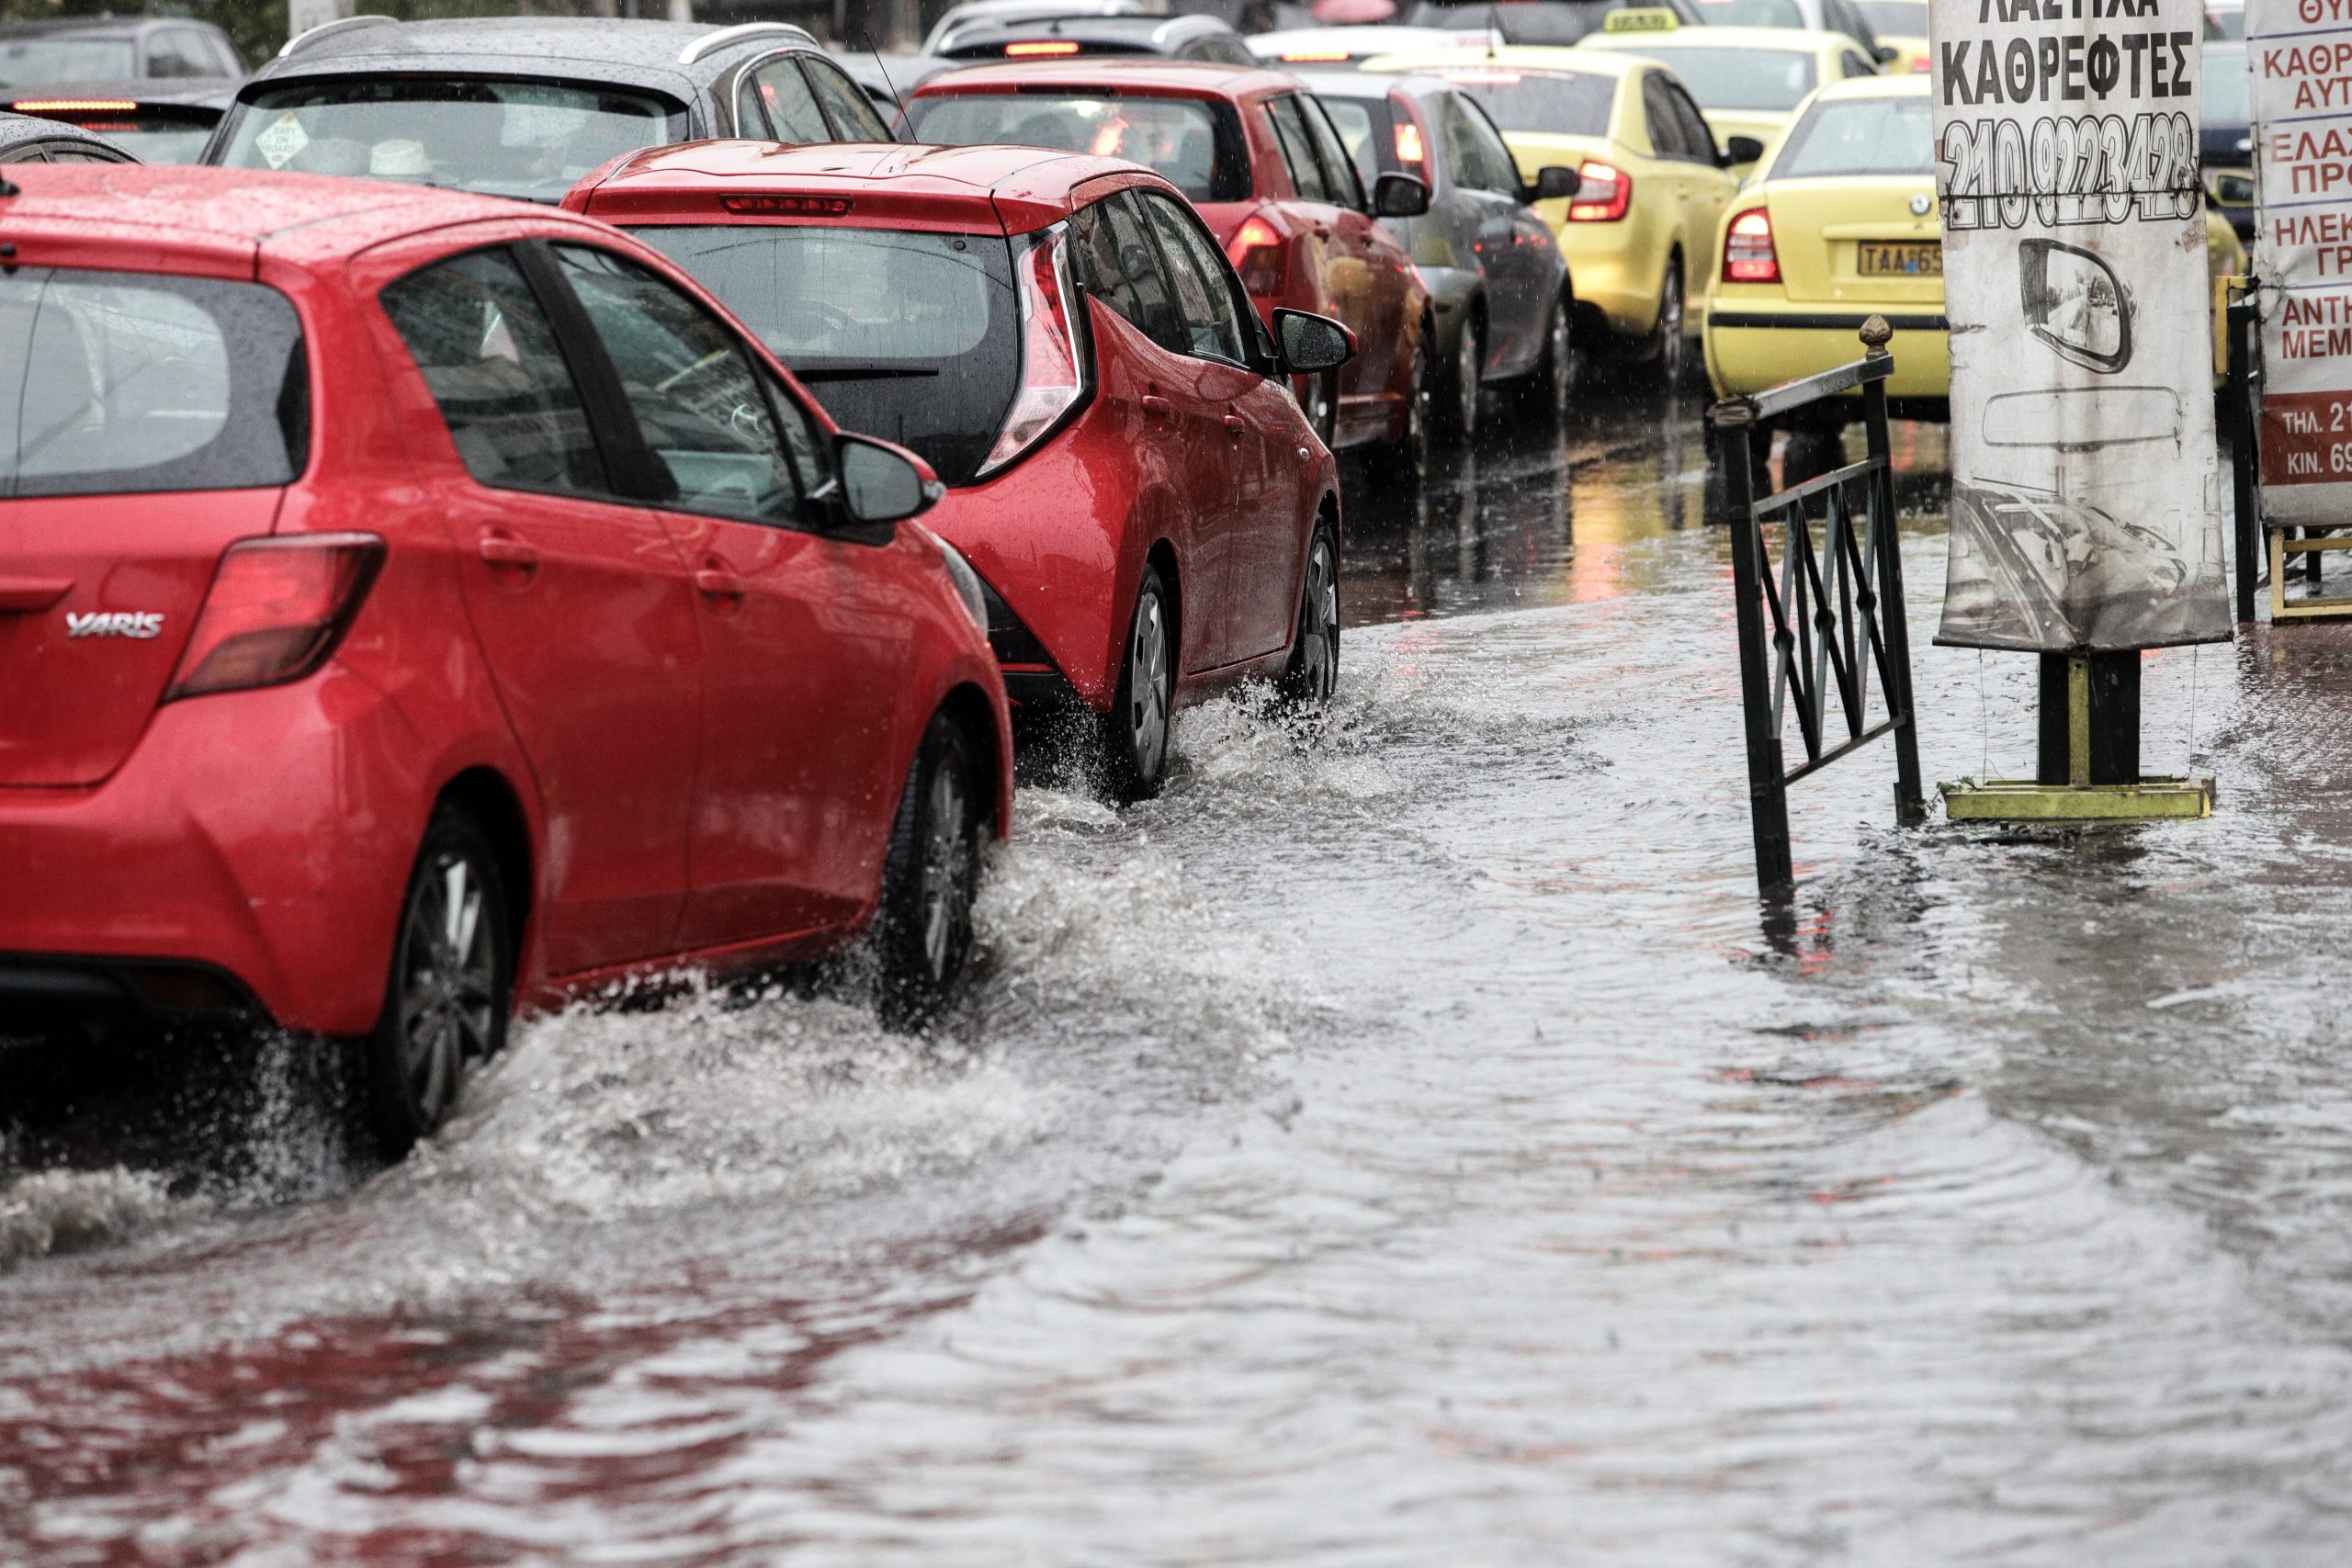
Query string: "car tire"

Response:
xmin=1435 ymin=312 xmax=1481 ymax=443
xmin=1276 ymin=518 xmax=1340 ymax=708
xmin=872 ymin=711 xmax=986 ymax=1032
xmin=364 ymin=804 xmax=510 ymax=1157
xmin=1099 ymin=562 xmax=1175 ymax=803
xmin=1369 ymin=324 xmax=1433 ymax=481
xmin=1641 ymin=260 xmax=1685 ymax=387
xmin=1514 ymin=290 xmax=1579 ymax=427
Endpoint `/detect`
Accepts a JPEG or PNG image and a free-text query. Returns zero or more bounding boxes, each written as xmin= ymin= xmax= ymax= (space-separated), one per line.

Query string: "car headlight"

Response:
xmin=933 ymin=536 xmax=988 ymax=632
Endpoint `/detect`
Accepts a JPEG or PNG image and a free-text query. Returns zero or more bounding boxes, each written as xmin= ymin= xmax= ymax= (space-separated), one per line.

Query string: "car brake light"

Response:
xmin=978 ymin=226 xmax=1086 ymax=479
xmin=165 ymin=534 xmax=385 ymax=702
xmin=1006 ymin=39 xmax=1080 ymax=54
xmin=1566 ymin=160 xmax=1631 ymax=221
xmin=1394 ymin=118 xmax=1425 ymax=166
xmin=1280 ymin=48 xmax=1352 ymax=61
xmin=1723 ymin=207 xmax=1779 ymax=284
xmin=1227 ymin=213 xmax=1285 ymax=297
xmin=1910 ymin=56 xmax=1932 ymax=72
xmin=721 ymin=194 xmax=853 ymax=216
xmin=12 ymin=98 xmax=137 ymax=113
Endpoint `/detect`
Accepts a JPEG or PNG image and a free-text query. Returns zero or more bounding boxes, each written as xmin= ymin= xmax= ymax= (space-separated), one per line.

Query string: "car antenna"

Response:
xmin=862 ymin=30 xmax=908 ymax=136
xmin=1486 ymin=0 xmax=1499 ymax=57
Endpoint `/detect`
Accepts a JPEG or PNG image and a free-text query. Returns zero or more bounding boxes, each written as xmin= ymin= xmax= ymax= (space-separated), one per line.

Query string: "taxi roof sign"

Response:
xmin=1602 ymin=7 xmax=1679 ymax=31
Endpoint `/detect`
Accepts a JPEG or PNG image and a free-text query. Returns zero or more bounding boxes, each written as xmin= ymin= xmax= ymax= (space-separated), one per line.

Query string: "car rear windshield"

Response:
xmin=0 ymin=268 xmax=307 ymax=499
xmin=1315 ymin=94 xmax=1395 ymax=189
xmin=1427 ymin=68 xmax=1613 ymax=138
xmin=0 ymin=36 xmax=136 ymax=86
xmin=1770 ymin=92 xmax=1932 ymax=177
xmin=632 ymin=223 xmax=1018 ymax=489
xmin=907 ymin=91 xmax=1251 ymax=201
xmin=1405 ymin=2 xmax=1620 ymax=45
xmin=1856 ymin=0 xmax=1927 ymax=31
xmin=16 ymin=107 xmax=218 ymax=164
xmin=1691 ymin=0 xmax=1807 ymax=24
xmin=216 ymin=79 xmax=684 ymax=204
xmin=1645 ymin=48 xmax=1817 ymax=112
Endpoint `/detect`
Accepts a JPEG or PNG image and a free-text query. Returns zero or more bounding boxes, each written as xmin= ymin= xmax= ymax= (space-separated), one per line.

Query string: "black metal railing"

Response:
xmin=1706 ymin=316 xmax=1926 ymax=899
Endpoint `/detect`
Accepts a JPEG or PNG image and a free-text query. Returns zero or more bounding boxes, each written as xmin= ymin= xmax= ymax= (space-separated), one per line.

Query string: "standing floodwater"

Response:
xmin=7 ymin=397 xmax=2352 ymax=1563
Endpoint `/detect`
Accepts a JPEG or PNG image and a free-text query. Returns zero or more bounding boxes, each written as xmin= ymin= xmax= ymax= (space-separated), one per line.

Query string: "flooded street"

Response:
xmin=11 ymin=389 xmax=2352 ymax=1564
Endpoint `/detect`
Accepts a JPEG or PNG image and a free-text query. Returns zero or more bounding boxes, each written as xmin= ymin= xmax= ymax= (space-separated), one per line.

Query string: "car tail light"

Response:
xmin=165 ymin=534 xmax=385 ymax=702
xmin=1723 ymin=208 xmax=1779 ymax=284
xmin=1394 ymin=117 xmax=1426 ymax=168
xmin=1227 ymin=213 xmax=1285 ymax=297
xmin=1280 ymin=48 xmax=1352 ymax=62
xmin=1566 ymin=161 xmax=1631 ymax=221
xmin=978 ymin=226 xmax=1087 ymax=479
xmin=1006 ymin=39 xmax=1080 ymax=54
xmin=1910 ymin=56 xmax=1932 ymax=72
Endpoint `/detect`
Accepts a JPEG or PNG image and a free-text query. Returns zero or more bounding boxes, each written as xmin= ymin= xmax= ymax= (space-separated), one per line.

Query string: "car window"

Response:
xmin=1317 ymin=95 xmax=1388 ymax=190
xmin=1262 ymin=95 xmax=1333 ymax=204
xmin=0 ymin=265 xmax=307 ymax=499
xmin=1137 ymin=191 xmax=1250 ymax=366
xmin=1667 ymin=81 xmax=1717 ymax=163
xmin=1430 ymin=66 xmax=1614 ymax=137
xmin=1690 ymin=0 xmax=1805 ymax=23
xmin=911 ymin=90 xmax=1251 ymax=202
xmin=804 ymin=56 xmax=892 ymax=140
xmin=741 ymin=57 xmax=833 ymax=142
xmin=761 ymin=367 xmax=829 ymax=497
xmin=1769 ymin=89 xmax=1933 ymax=176
xmin=0 ymin=146 xmax=42 ymax=164
xmin=1641 ymin=74 xmax=1688 ymax=160
xmin=1300 ymin=95 xmax=1367 ymax=209
xmin=0 ymin=34 xmax=136 ymax=84
xmin=1842 ymin=51 xmax=1877 ymax=77
xmin=1458 ymin=96 xmax=1525 ymax=193
xmin=1822 ymin=0 xmax=1875 ymax=45
xmin=380 ymin=247 xmax=608 ymax=498
xmin=1645 ymin=47 xmax=1820 ymax=110
xmin=552 ymin=245 xmax=806 ymax=525
xmin=1071 ymin=189 xmax=1187 ymax=355
xmin=147 ymin=29 xmax=213 ymax=79
xmin=1856 ymin=0 xmax=1926 ymax=29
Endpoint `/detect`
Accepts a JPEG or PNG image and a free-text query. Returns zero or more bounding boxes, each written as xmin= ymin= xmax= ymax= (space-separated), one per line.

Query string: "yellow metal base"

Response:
xmin=1938 ymin=777 xmax=2215 ymax=821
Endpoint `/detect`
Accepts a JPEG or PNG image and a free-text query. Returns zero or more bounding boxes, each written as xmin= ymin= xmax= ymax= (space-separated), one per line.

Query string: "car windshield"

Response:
xmin=632 ymin=223 xmax=1018 ymax=489
xmin=1690 ymin=0 xmax=1807 ymax=26
xmin=1856 ymin=0 xmax=1927 ymax=30
xmin=1638 ymin=47 xmax=1815 ymax=110
xmin=1770 ymin=91 xmax=1931 ymax=176
xmin=1404 ymin=2 xmax=1619 ymax=44
xmin=0 ymin=36 xmax=137 ymax=86
xmin=1425 ymin=68 xmax=1613 ymax=137
xmin=907 ymin=91 xmax=1250 ymax=201
xmin=0 ymin=267 xmax=307 ymax=499
xmin=215 ymin=79 xmax=684 ymax=203
xmin=2203 ymin=47 xmax=2248 ymax=128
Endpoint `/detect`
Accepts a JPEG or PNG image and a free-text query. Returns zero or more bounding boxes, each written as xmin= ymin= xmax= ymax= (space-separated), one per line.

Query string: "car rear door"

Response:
xmin=1136 ymin=188 xmax=1308 ymax=668
xmin=1444 ymin=91 xmax=1550 ymax=372
xmin=374 ymin=242 xmax=703 ymax=976
xmin=1659 ymin=74 xmax=1736 ymax=299
xmin=1262 ymin=93 xmax=1380 ymax=437
xmin=546 ymin=242 xmax=910 ymax=948
xmin=1300 ymin=92 xmax=1416 ymax=433
xmin=0 ymin=265 xmax=305 ymax=790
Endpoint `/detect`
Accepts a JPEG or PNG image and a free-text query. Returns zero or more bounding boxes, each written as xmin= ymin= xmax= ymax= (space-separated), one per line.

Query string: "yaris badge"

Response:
xmin=66 ymin=611 xmax=164 ymax=638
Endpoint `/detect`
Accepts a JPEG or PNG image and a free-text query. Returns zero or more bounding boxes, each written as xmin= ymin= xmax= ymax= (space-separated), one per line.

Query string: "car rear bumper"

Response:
xmin=1704 ymin=307 xmax=1951 ymax=404
xmin=0 ymin=666 xmax=428 ymax=1038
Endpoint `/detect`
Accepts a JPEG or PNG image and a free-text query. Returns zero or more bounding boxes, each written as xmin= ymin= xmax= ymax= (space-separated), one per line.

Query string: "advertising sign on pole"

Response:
xmin=2247 ymin=0 xmax=2352 ymax=525
xmin=1929 ymin=0 xmax=2233 ymax=651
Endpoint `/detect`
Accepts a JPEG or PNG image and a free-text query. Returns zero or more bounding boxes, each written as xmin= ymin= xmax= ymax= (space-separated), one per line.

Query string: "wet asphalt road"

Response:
xmin=7 ymin=384 xmax=2352 ymax=1564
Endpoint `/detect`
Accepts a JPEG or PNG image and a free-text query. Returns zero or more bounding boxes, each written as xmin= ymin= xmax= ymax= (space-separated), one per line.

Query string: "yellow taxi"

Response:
xmin=1577 ymin=14 xmax=1883 ymax=175
xmin=1361 ymin=42 xmax=1745 ymax=380
xmin=1702 ymin=73 xmax=2246 ymax=422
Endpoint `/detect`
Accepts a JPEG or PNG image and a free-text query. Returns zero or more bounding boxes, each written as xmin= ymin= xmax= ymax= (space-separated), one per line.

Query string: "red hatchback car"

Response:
xmin=566 ymin=141 xmax=1354 ymax=799
xmin=903 ymin=61 xmax=1438 ymax=461
xmin=0 ymin=166 xmax=1011 ymax=1151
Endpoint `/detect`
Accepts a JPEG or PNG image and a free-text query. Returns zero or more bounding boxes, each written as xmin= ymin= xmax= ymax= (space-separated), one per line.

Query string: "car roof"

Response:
xmin=0 ymin=163 xmax=586 ymax=270
xmin=1286 ymin=67 xmax=1445 ymax=101
xmin=1808 ymin=69 xmax=1926 ymax=99
xmin=940 ymin=14 xmax=1239 ymax=49
xmin=0 ymin=17 xmax=192 ymax=40
xmin=1578 ymin=24 xmax=1851 ymax=51
xmin=570 ymin=137 xmax=1160 ymax=231
xmin=913 ymin=55 xmax=1295 ymax=96
xmin=1361 ymin=43 xmax=1648 ymax=77
xmin=263 ymin=17 xmax=817 ymax=79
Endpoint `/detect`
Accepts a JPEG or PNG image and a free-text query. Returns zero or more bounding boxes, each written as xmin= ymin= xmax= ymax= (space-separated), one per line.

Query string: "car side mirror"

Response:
xmin=1523 ymin=164 xmax=1579 ymax=203
xmin=1273 ymin=307 xmax=1355 ymax=375
xmin=1373 ymin=171 xmax=1430 ymax=218
xmin=835 ymin=433 xmax=943 ymax=526
xmin=1873 ymin=43 xmax=1899 ymax=62
xmin=1723 ymin=135 xmax=1765 ymax=166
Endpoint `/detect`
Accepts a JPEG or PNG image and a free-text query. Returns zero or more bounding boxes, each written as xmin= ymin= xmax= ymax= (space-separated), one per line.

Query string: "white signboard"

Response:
xmin=2247 ymin=0 xmax=2352 ymax=522
xmin=1930 ymin=0 xmax=2232 ymax=651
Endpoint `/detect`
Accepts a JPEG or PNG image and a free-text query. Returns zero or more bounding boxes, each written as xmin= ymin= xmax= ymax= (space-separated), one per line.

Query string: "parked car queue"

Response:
xmin=0 ymin=11 xmax=1770 ymax=1156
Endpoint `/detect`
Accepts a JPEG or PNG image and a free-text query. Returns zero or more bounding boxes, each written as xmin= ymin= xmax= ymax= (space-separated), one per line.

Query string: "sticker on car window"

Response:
xmin=254 ymin=111 xmax=308 ymax=169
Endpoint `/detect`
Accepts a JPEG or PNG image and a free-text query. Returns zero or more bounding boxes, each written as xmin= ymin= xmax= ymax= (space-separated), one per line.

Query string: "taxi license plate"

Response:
xmin=1857 ymin=242 xmax=1941 ymax=277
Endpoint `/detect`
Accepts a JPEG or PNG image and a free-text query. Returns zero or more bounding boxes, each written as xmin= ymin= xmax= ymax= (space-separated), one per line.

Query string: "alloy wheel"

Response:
xmin=1294 ymin=532 xmax=1339 ymax=705
xmin=391 ymin=849 xmax=495 ymax=1134
xmin=1654 ymin=267 xmax=1685 ymax=387
xmin=1128 ymin=590 xmax=1171 ymax=782
xmin=1546 ymin=299 xmax=1578 ymax=420
xmin=1455 ymin=323 xmax=1481 ymax=439
xmin=917 ymin=759 xmax=975 ymax=986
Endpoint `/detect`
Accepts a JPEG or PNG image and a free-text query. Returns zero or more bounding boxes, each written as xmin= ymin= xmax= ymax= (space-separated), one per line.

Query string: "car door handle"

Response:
xmin=1223 ymin=415 xmax=1247 ymax=439
xmin=477 ymin=535 xmax=539 ymax=570
xmin=1141 ymin=394 xmax=1173 ymax=418
xmin=0 ymin=576 xmax=71 ymax=613
xmin=695 ymin=568 xmax=746 ymax=600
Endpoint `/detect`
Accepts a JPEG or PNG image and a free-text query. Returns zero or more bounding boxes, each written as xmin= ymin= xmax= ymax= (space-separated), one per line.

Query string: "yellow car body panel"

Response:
xmin=1575 ymin=26 xmax=1872 ymax=175
xmin=1362 ymin=45 xmax=1738 ymax=344
xmin=1879 ymin=33 xmax=1931 ymax=73
xmin=1702 ymin=74 xmax=2244 ymax=412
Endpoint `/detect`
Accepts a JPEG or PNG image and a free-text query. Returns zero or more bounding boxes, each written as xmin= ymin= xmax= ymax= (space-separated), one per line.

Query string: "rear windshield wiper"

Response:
xmin=791 ymin=365 xmax=942 ymax=381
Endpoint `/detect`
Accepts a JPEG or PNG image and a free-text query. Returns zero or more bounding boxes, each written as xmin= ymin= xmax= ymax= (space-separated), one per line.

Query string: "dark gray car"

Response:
xmin=0 ymin=17 xmax=243 ymax=87
xmin=1298 ymin=71 xmax=1577 ymax=425
xmin=932 ymin=14 xmax=1259 ymax=63
xmin=0 ymin=110 xmax=133 ymax=164
xmin=205 ymin=17 xmax=892 ymax=205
